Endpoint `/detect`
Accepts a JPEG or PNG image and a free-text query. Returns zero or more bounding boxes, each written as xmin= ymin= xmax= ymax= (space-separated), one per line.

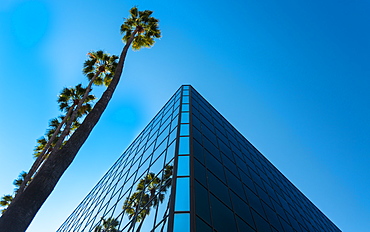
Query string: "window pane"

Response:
xmin=179 ymin=137 xmax=190 ymax=154
xmin=180 ymin=124 xmax=190 ymax=136
xmin=210 ymin=194 xmax=237 ymax=232
xmin=177 ymin=156 xmax=190 ymax=176
xmin=173 ymin=213 xmax=190 ymax=232
xmin=182 ymin=104 xmax=189 ymax=112
xmin=181 ymin=112 xmax=189 ymax=123
xmin=175 ymin=178 xmax=190 ymax=211
xmin=182 ymin=96 xmax=189 ymax=103
xmin=195 ymin=181 xmax=211 ymax=224
xmin=196 ymin=216 xmax=212 ymax=232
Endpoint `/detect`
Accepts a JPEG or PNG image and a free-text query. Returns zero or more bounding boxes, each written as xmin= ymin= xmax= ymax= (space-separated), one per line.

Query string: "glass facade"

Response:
xmin=58 ymin=85 xmax=341 ymax=232
xmin=189 ymin=86 xmax=340 ymax=232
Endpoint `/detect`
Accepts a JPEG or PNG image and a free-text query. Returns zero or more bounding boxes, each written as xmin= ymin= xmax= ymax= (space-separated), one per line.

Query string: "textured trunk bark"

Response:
xmin=0 ymin=30 xmax=137 ymax=232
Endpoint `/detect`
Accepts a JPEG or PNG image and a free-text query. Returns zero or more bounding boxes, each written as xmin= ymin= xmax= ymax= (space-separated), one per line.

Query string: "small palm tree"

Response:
xmin=1 ymin=171 xmax=31 ymax=215
xmin=13 ymin=172 xmax=28 ymax=194
xmin=0 ymin=195 xmax=13 ymax=214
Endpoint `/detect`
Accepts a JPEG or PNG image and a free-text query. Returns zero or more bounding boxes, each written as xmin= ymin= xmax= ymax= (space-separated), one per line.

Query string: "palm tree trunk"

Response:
xmin=0 ymin=30 xmax=138 ymax=232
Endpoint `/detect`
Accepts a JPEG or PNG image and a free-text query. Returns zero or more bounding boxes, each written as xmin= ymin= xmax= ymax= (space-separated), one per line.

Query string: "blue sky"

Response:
xmin=0 ymin=0 xmax=369 ymax=231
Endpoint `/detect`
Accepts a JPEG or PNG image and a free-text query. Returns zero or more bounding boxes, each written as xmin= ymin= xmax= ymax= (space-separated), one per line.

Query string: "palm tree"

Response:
xmin=120 ymin=7 xmax=161 ymax=50
xmin=94 ymin=217 xmax=120 ymax=232
xmin=13 ymin=172 xmax=28 ymax=194
xmin=0 ymin=195 xmax=13 ymax=215
xmin=83 ymin=50 xmax=118 ymax=87
xmin=53 ymin=51 xmax=118 ymax=152
xmin=0 ymin=7 xmax=161 ymax=232
xmin=16 ymin=84 xmax=95 ymax=197
xmin=1 ymin=171 xmax=30 ymax=215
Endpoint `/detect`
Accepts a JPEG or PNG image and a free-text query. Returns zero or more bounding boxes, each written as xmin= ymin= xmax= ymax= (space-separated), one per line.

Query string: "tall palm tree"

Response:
xmin=120 ymin=7 xmax=161 ymax=50
xmin=0 ymin=7 xmax=161 ymax=232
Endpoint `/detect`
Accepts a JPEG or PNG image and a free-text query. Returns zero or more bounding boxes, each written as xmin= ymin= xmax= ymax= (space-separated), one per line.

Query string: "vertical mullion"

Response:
xmin=170 ymin=85 xmax=192 ymax=232
xmin=167 ymin=86 xmax=184 ymax=231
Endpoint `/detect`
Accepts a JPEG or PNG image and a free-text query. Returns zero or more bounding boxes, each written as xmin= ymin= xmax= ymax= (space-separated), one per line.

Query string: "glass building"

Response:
xmin=58 ymin=85 xmax=341 ymax=232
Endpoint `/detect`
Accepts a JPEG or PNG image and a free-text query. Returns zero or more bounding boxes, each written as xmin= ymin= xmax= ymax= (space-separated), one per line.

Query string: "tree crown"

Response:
xmin=120 ymin=7 xmax=161 ymax=50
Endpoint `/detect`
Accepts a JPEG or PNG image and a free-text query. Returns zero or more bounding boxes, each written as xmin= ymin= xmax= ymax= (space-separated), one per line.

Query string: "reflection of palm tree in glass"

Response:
xmin=123 ymin=165 xmax=173 ymax=232
xmin=94 ymin=217 xmax=120 ymax=232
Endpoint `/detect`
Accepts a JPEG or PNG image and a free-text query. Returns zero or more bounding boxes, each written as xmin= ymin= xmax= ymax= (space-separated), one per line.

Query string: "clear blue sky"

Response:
xmin=1 ymin=0 xmax=369 ymax=231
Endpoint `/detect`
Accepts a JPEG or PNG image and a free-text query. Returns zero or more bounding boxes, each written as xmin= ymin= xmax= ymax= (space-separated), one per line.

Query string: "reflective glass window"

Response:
xmin=223 ymin=154 xmax=239 ymax=175
xmin=244 ymin=186 xmax=266 ymax=218
xmin=192 ymin=114 xmax=201 ymax=129
xmin=182 ymin=104 xmax=189 ymax=112
xmin=171 ymin=116 xmax=179 ymax=131
xmin=175 ymin=178 xmax=190 ymax=211
xmin=196 ymin=216 xmax=213 ymax=232
xmin=202 ymin=124 xmax=217 ymax=143
xmin=180 ymin=124 xmax=190 ymax=136
xmin=173 ymin=213 xmax=190 ymax=232
xmin=262 ymin=201 xmax=284 ymax=231
xmin=192 ymin=126 xmax=202 ymax=143
xmin=208 ymin=172 xmax=231 ymax=205
xmin=203 ymin=137 xmax=220 ymax=160
xmin=193 ymin=146 xmax=204 ymax=169
xmin=205 ymin=150 xmax=226 ymax=183
xmin=210 ymin=194 xmax=238 ymax=232
xmin=181 ymin=112 xmax=189 ymax=123
xmin=182 ymin=95 xmax=190 ymax=103
xmin=178 ymin=137 xmax=190 ymax=155
xmin=183 ymin=90 xmax=190 ymax=95
xmin=195 ymin=181 xmax=211 ymax=224
xmin=252 ymin=209 xmax=273 ymax=232
xmin=230 ymin=191 xmax=253 ymax=223
xmin=236 ymin=216 xmax=255 ymax=232
xmin=225 ymin=169 xmax=244 ymax=195
xmin=194 ymin=160 xmax=207 ymax=185
xmin=169 ymin=128 xmax=178 ymax=144
xmin=177 ymin=156 xmax=190 ymax=176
